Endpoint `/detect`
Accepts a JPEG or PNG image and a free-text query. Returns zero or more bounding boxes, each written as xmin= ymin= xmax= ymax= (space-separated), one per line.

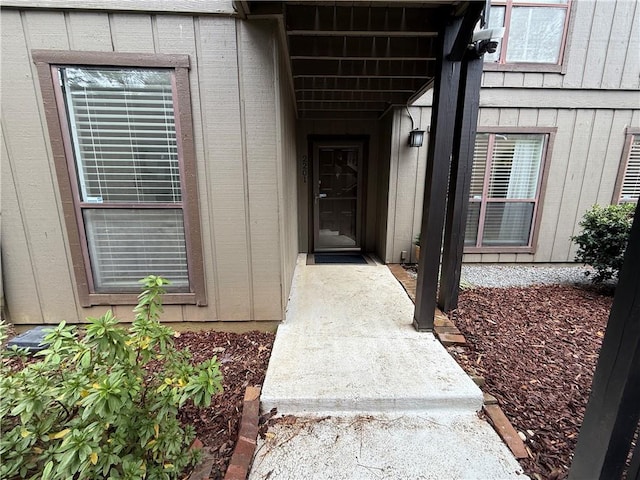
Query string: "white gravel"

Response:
xmin=404 ymin=263 xmax=600 ymax=288
xmin=459 ymin=264 xmax=594 ymax=288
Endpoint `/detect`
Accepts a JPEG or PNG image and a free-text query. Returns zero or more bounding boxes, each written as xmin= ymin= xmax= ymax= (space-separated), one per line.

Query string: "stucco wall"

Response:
xmin=0 ymin=9 xmax=296 ymax=325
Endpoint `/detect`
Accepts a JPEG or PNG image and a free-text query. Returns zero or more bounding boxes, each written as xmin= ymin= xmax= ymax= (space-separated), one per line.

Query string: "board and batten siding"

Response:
xmin=385 ymin=104 xmax=640 ymax=264
xmin=481 ymin=0 xmax=640 ymax=91
xmin=0 ymin=9 xmax=298 ymax=325
xmin=386 ymin=0 xmax=640 ymax=265
xmin=383 ymin=107 xmax=429 ymax=264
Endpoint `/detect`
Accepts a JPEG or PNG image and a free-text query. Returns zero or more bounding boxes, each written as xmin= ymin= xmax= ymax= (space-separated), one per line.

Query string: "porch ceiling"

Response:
xmin=245 ymin=1 xmax=477 ymax=120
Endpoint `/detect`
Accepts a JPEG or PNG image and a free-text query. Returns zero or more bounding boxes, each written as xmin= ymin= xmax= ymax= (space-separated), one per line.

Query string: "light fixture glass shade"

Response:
xmin=409 ymin=129 xmax=425 ymax=147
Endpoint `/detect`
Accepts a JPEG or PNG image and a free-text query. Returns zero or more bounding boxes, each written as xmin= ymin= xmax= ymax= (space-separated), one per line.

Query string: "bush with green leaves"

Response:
xmin=0 ymin=276 xmax=223 ymax=480
xmin=571 ymin=203 xmax=636 ymax=283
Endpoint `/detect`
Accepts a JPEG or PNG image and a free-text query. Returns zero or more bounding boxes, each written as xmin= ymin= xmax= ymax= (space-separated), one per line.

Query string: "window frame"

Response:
xmin=613 ymin=127 xmax=640 ymax=205
xmin=483 ymin=0 xmax=573 ymax=73
xmin=33 ymin=50 xmax=206 ymax=307
xmin=464 ymin=127 xmax=556 ymax=254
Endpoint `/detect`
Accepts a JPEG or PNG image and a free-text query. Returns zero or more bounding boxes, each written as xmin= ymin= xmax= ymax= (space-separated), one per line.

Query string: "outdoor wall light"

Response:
xmin=406 ymin=105 xmax=425 ymax=148
xmin=408 ymin=129 xmax=425 ymax=148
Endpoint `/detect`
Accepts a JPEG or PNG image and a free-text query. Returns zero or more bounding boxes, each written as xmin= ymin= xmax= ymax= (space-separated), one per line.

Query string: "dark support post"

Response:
xmin=438 ymin=53 xmax=483 ymax=313
xmin=448 ymin=2 xmax=485 ymax=61
xmin=413 ymin=16 xmax=462 ymax=331
xmin=569 ymin=206 xmax=640 ymax=479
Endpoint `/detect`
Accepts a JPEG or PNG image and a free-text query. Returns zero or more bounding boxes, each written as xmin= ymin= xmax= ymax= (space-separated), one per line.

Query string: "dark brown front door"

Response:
xmin=312 ymin=140 xmax=364 ymax=252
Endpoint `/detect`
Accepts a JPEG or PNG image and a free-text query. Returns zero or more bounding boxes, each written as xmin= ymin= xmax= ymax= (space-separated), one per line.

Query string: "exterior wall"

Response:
xmin=375 ymin=114 xmax=393 ymax=262
xmin=296 ymin=119 xmax=383 ymax=256
xmin=275 ymin=34 xmax=299 ymax=312
xmin=0 ymin=8 xmax=297 ymax=325
xmin=386 ymin=0 xmax=640 ymax=264
xmin=384 ymin=108 xmax=430 ymax=264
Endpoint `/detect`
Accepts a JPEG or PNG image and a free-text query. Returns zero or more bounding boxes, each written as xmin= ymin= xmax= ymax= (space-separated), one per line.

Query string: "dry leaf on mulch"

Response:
xmin=449 ymin=285 xmax=613 ymax=480
xmin=176 ymin=330 xmax=274 ymax=480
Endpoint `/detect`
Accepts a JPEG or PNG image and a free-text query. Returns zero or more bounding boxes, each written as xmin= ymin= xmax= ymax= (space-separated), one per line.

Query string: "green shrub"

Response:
xmin=0 ymin=276 xmax=223 ymax=480
xmin=571 ymin=203 xmax=636 ymax=283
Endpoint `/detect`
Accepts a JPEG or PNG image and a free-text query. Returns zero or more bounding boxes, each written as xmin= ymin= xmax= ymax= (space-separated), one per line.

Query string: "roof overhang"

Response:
xmin=244 ymin=1 xmax=485 ymax=120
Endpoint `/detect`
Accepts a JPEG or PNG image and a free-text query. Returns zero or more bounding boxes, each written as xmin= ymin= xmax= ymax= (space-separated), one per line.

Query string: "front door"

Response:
xmin=312 ymin=140 xmax=364 ymax=251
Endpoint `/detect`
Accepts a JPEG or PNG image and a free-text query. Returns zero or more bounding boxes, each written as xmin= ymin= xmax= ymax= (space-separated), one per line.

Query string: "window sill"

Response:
xmin=483 ymin=63 xmax=564 ymax=74
xmin=464 ymin=246 xmax=535 ymax=254
xmin=81 ymin=292 xmax=203 ymax=307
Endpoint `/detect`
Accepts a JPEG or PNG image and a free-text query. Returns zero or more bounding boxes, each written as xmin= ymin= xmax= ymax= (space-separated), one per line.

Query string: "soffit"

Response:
xmin=246 ymin=1 xmax=473 ymax=120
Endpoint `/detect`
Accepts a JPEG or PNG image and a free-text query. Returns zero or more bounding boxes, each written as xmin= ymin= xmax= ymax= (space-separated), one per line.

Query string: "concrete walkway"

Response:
xmin=250 ymin=255 xmax=527 ymax=479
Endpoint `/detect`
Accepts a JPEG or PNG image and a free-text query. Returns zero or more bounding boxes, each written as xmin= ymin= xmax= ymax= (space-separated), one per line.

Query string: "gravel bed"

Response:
xmin=460 ymin=264 xmax=595 ymax=288
xmin=403 ymin=263 xmax=607 ymax=288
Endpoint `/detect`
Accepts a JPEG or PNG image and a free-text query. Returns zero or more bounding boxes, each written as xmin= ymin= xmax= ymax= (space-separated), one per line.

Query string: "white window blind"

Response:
xmin=466 ymin=134 xmax=488 ymax=246
xmin=64 ymin=68 xmax=181 ymax=204
xmin=620 ymin=136 xmax=640 ymax=203
xmin=489 ymin=135 xmax=543 ymax=199
xmin=470 ymin=134 xmax=488 ymax=199
xmin=61 ymin=67 xmax=189 ymax=292
xmin=466 ymin=133 xmax=545 ymax=248
xmin=84 ymin=209 xmax=188 ymax=291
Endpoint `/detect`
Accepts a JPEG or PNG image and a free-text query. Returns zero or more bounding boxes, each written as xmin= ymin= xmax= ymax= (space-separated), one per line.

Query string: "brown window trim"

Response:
xmin=484 ymin=0 xmax=572 ymax=74
xmin=33 ymin=50 xmax=206 ymax=307
xmin=613 ymin=127 xmax=640 ymax=204
xmin=463 ymin=127 xmax=556 ymax=254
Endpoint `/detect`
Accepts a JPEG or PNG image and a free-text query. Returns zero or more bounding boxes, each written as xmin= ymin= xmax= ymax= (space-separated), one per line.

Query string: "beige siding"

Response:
xmin=275 ymin=33 xmax=299 ymax=310
xmin=384 ymin=107 xmax=429 ymax=264
xmin=483 ymin=0 xmax=640 ymax=91
xmin=385 ymin=105 xmax=639 ymax=264
xmin=375 ymin=115 xmax=393 ymax=261
xmin=386 ymin=0 xmax=640 ymax=265
xmin=1 ymin=10 xmax=295 ymax=325
xmin=1 ymin=9 xmax=78 ymax=324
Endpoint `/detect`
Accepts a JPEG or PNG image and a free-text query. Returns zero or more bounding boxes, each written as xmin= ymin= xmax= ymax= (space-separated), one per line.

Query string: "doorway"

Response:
xmin=312 ymin=139 xmax=365 ymax=252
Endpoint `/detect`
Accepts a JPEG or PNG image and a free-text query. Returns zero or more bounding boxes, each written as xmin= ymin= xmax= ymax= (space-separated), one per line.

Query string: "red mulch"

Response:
xmin=449 ymin=285 xmax=613 ymax=480
xmin=2 ymin=329 xmax=274 ymax=480
xmin=176 ymin=330 xmax=274 ymax=480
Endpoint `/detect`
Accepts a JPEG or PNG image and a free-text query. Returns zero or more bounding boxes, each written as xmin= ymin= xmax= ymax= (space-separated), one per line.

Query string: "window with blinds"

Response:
xmin=60 ymin=67 xmax=189 ymax=292
xmin=465 ymin=133 xmax=547 ymax=249
xmin=619 ymin=135 xmax=640 ymax=204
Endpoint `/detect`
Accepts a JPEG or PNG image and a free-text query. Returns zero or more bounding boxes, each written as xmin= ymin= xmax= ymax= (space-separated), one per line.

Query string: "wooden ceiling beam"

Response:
xmin=298 ymin=110 xmax=382 ymax=120
xmin=287 ymin=30 xmax=437 ymax=38
xmin=299 ymin=102 xmax=390 ymax=111
xmin=296 ymin=88 xmax=415 ymax=93
xmin=296 ymin=91 xmax=412 ymax=103
xmin=293 ymin=76 xmax=425 ymax=91
xmin=288 ymin=35 xmax=435 ymax=59
xmin=291 ymin=58 xmax=433 ymax=77
xmin=284 ymin=4 xmax=441 ymax=33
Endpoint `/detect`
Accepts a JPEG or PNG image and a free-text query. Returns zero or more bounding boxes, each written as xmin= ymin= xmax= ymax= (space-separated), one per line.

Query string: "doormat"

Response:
xmin=312 ymin=254 xmax=369 ymax=264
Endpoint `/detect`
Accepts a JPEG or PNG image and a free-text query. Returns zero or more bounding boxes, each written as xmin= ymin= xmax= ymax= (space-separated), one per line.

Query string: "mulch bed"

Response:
xmin=176 ymin=330 xmax=274 ymax=479
xmin=448 ymin=285 xmax=614 ymax=480
xmin=2 ymin=328 xmax=274 ymax=480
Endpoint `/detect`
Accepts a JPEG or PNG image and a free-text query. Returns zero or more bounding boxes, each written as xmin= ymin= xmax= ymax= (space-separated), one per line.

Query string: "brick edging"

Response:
xmin=483 ymin=403 xmax=529 ymax=459
xmin=224 ymin=386 xmax=261 ymax=480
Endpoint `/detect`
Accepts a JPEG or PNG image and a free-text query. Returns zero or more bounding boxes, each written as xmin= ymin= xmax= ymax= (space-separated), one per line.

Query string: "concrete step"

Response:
xmin=249 ymin=412 xmax=528 ymax=480
xmin=261 ymin=327 xmax=483 ymax=416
